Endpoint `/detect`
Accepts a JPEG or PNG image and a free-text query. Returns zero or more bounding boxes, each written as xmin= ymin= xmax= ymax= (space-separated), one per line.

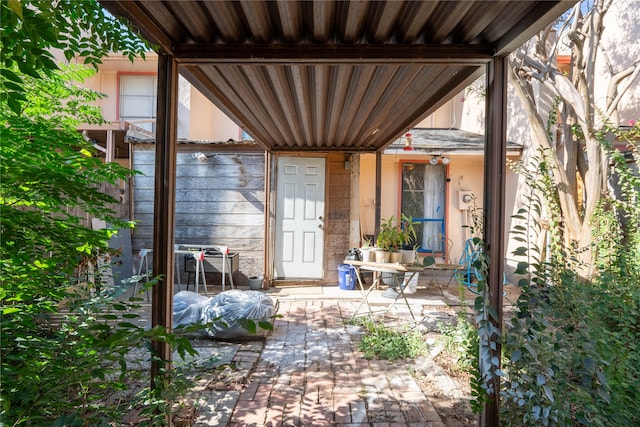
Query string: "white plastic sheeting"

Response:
xmin=173 ymin=290 xmax=275 ymax=338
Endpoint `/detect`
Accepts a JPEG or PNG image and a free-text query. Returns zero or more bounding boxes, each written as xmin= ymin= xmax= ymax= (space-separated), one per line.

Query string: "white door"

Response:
xmin=274 ymin=157 xmax=325 ymax=279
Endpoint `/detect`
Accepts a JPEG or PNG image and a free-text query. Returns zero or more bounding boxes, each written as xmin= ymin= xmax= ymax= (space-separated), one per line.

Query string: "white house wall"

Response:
xmin=598 ymin=1 xmax=640 ymax=125
xmin=189 ymin=86 xmax=241 ymax=141
xmin=415 ymin=92 xmax=465 ymax=129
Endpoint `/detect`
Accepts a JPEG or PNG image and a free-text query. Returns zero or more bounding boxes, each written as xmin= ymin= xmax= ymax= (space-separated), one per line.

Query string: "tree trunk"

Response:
xmin=507 ymin=0 xmax=640 ymax=272
xmin=509 ymin=65 xmax=584 ymax=241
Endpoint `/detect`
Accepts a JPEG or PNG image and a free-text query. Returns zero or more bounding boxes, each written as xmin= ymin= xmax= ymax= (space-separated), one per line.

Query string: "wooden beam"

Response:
xmin=481 ymin=56 xmax=508 ymax=427
xmin=349 ymin=154 xmax=361 ymax=249
xmin=150 ymin=53 xmax=178 ymax=399
xmin=173 ymin=43 xmax=494 ymax=65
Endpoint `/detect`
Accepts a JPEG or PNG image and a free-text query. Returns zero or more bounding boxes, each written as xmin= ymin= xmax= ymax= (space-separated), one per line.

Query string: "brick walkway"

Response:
xmin=225 ymin=299 xmax=445 ymax=427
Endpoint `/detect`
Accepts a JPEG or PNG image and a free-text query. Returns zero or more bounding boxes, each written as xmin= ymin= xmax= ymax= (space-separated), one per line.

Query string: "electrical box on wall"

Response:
xmin=458 ymin=191 xmax=475 ymax=210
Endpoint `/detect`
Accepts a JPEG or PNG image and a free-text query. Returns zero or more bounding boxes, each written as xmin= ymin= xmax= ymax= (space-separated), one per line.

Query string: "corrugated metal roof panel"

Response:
xmin=100 ymin=0 xmax=577 ymax=152
xmin=384 ymin=128 xmax=522 ymax=154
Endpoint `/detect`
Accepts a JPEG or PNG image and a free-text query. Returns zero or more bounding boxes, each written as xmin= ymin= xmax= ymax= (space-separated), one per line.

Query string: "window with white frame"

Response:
xmin=401 ymin=162 xmax=447 ymax=254
xmin=119 ymin=74 xmax=157 ymax=132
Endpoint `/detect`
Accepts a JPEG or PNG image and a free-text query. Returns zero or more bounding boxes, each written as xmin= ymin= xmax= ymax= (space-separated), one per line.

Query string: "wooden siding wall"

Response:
xmin=132 ymin=145 xmax=266 ymax=284
xmin=325 ymin=152 xmax=351 ymax=283
xmin=69 ymin=181 xmax=128 ymax=228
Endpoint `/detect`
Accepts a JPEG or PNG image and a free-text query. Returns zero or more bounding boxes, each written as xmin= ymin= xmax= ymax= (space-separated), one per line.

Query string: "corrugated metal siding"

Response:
xmin=132 ymin=147 xmax=266 ymax=281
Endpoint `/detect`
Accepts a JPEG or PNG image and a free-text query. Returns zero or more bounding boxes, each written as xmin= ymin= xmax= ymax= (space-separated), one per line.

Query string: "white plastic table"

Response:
xmin=174 ymin=249 xmax=208 ymax=295
xmin=175 ymin=244 xmax=235 ymax=291
xmin=133 ymin=247 xmax=208 ymax=296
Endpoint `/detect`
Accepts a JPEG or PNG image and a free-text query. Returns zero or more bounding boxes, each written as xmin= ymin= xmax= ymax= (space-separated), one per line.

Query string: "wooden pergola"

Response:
xmin=99 ymin=2 xmax=577 ymax=425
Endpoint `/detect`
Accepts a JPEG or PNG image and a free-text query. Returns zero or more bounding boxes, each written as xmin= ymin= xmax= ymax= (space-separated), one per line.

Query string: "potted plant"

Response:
xmin=375 ymin=216 xmax=402 ymax=263
xmin=374 ymin=214 xmax=416 ymax=263
xmin=377 ymin=215 xmax=417 ymax=263
xmin=398 ymin=214 xmax=418 ymax=265
xmin=376 ymin=216 xmax=404 ymax=298
xmin=360 ymin=236 xmax=375 ymax=263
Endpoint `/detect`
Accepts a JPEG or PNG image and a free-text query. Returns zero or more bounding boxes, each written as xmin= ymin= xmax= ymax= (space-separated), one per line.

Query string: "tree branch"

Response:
xmin=604 ymin=63 xmax=640 ymax=120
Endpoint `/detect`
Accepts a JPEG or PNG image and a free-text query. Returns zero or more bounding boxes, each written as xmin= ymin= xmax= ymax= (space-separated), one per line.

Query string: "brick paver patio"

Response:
xmin=219 ymin=299 xmax=445 ymax=427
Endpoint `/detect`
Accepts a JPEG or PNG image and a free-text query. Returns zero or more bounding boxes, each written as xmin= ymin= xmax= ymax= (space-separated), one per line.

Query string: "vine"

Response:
xmin=470 ymin=243 xmax=503 ymax=412
xmin=460 ymin=202 xmax=500 ymax=414
xmin=501 ymin=148 xmax=566 ymax=425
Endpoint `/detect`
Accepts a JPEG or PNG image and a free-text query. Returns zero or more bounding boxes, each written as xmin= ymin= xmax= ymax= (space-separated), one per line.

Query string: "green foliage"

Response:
xmin=438 ymin=309 xmax=489 ymax=414
xmin=376 ymin=216 xmax=402 ymax=251
xmin=1 ymin=64 xmax=136 ymax=312
xmin=437 ymin=316 xmax=477 ymax=373
xmin=501 ymin=136 xmax=640 ymax=426
xmin=2 ymin=286 xmax=201 ymax=426
xmin=350 ymin=318 xmax=427 ymax=360
xmin=376 ymin=214 xmax=417 ymax=252
xmin=1 ymin=0 xmax=151 ymax=114
xmin=451 ymin=197 xmax=496 ymax=414
xmin=0 ymin=3 xmax=195 ymax=424
xmin=445 ymin=270 xmax=487 ymax=414
xmin=237 ymin=317 xmax=275 ymax=334
xmin=466 ymin=240 xmax=504 ymax=412
xmin=0 ymin=61 xmax=190 ymax=424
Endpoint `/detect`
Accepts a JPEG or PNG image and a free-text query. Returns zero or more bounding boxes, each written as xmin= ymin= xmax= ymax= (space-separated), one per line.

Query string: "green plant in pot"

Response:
xmin=376 ymin=215 xmax=417 ymax=258
xmin=376 ymin=215 xmax=417 ymax=297
xmin=399 ymin=214 xmax=418 ymax=264
xmin=360 ymin=236 xmax=375 ymax=262
xmin=376 ymin=216 xmax=402 ymax=263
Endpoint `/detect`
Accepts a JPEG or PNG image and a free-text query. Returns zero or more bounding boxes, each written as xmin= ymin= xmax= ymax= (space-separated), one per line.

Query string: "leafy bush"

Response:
xmin=0 ymin=3 xmax=196 ymax=422
xmin=0 ymin=47 xmax=199 ymax=426
xmin=500 ymin=137 xmax=640 ymax=426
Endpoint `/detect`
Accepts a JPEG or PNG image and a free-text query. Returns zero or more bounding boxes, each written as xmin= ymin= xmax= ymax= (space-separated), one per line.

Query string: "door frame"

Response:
xmin=267 ymin=153 xmax=328 ymax=284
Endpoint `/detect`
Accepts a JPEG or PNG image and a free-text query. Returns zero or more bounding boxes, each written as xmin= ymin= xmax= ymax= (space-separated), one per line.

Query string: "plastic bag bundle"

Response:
xmin=173 ymin=291 xmax=210 ymax=328
xmin=173 ymin=290 xmax=275 ymax=338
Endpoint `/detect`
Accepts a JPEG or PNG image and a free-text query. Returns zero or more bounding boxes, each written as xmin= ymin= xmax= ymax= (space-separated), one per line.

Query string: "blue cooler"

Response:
xmin=338 ymin=264 xmax=356 ymax=290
